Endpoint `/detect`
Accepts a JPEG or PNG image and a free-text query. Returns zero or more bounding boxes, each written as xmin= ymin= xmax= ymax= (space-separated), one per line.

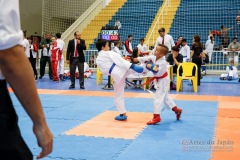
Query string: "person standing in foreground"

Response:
xmin=66 ymin=31 xmax=86 ymax=89
xmin=133 ymin=44 xmax=182 ymax=125
xmin=0 ymin=0 xmax=53 ymax=159
xmin=96 ymin=39 xmax=143 ymax=121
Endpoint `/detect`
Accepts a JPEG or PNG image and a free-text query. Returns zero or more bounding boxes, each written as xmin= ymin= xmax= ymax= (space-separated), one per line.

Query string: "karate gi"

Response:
xmin=96 ymin=50 xmax=133 ymax=114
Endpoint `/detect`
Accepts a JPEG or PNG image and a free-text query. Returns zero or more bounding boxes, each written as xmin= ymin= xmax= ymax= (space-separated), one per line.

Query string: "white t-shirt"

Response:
xmin=0 ymin=0 xmax=23 ymax=79
xmin=205 ymin=40 xmax=214 ymax=52
xmin=22 ymin=38 xmax=30 ymax=57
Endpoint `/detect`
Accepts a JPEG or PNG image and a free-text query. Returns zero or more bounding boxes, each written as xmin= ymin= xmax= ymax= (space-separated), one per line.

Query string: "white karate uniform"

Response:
xmin=96 ymin=50 xmax=133 ymax=114
xmin=57 ymin=38 xmax=65 ymax=75
xmin=204 ymin=39 xmax=214 ymax=62
xmin=113 ymin=46 xmax=122 ymax=56
xmin=22 ymin=38 xmax=30 ymax=58
xmin=220 ymin=66 xmax=238 ymax=79
xmin=179 ymin=44 xmax=190 ymax=62
xmin=137 ymin=56 xmax=176 ymax=114
xmin=137 ymin=44 xmax=148 ymax=53
xmin=0 ymin=0 xmax=23 ymax=80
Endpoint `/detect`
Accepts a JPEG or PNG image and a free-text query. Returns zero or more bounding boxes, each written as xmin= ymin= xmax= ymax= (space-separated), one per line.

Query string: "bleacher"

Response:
xmin=169 ymin=0 xmax=240 ymax=70
xmin=89 ymin=0 xmax=164 ymax=49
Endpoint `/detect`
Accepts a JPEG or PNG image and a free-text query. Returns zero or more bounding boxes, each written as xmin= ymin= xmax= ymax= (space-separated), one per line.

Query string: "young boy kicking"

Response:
xmin=134 ymin=44 xmax=182 ymax=125
xmin=96 ymin=39 xmax=143 ymax=121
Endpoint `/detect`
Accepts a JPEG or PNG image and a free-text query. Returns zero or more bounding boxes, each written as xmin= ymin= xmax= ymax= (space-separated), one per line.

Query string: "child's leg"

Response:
xmin=113 ymin=77 xmax=127 ymax=120
xmin=164 ymin=92 xmax=182 ymax=120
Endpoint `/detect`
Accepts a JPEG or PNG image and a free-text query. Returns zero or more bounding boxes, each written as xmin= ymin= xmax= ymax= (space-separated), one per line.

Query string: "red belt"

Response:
xmin=142 ymin=72 xmax=168 ymax=86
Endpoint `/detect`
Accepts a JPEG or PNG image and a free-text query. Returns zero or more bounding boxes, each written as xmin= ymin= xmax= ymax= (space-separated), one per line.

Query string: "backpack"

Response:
xmin=33 ymin=44 xmax=38 ymax=52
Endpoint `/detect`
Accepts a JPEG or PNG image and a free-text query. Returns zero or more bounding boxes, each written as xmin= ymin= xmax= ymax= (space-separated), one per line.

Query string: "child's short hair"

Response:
xmin=140 ymin=38 xmax=144 ymax=42
xmin=182 ymin=39 xmax=187 ymax=43
xmin=114 ymin=41 xmax=120 ymax=46
xmin=229 ymin=60 xmax=234 ymax=64
xmin=172 ymin=46 xmax=179 ymax=52
xmin=132 ymin=47 xmax=139 ymax=58
xmin=128 ymin=34 xmax=133 ymax=38
xmin=158 ymin=44 xmax=168 ymax=55
xmin=96 ymin=39 xmax=108 ymax=51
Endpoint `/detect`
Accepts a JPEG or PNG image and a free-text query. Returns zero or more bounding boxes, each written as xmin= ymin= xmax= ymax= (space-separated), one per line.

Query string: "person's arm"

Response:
xmin=125 ymin=40 xmax=132 ymax=54
xmin=173 ymin=54 xmax=182 ymax=66
xmin=66 ymin=40 xmax=71 ymax=63
xmin=79 ymin=39 xmax=86 ymax=50
xmin=170 ymin=36 xmax=175 ymax=47
xmin=0 ymin=45 xmax=53 ymax=159
xmin=186 ymin=46 xmax=191 ymax=60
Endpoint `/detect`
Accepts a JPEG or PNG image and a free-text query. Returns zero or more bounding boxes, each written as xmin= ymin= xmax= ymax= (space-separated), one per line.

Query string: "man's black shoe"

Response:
xmin=69 ymin=84 xmax=75 ymax=89
xmin=80 ymin=86 xmax=85 ymax=89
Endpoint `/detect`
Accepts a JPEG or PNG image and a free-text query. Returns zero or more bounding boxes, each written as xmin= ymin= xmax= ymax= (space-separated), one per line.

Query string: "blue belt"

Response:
xmin=183 ymin=56 xmax=187 ymax=58
xmin=109 ymin=63 xmax=116 ymax=74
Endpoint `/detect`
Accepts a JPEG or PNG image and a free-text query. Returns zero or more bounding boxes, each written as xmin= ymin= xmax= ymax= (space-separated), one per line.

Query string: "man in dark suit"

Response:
xmin=66 ymin=31 xmax=86 ymax=89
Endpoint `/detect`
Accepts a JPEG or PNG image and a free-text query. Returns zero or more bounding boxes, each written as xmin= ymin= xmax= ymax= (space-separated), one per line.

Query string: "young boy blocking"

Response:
xmin=96 ymin=39 xmax=143 ymax=121
xmin=134 ymin=44 xmax=182 ymax=125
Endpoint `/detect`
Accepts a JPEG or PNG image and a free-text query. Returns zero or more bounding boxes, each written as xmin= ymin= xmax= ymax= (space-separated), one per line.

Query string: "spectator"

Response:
xmin=204 ymin=36 xmax=214 ymax=63
xmin=175 ymin=36 xmax=183 ymax=49
xmin=56 ymin=33 xmax=65 ymax=81
xmin=124 ymin=34 xmax=133 ymax=57
xmin=228 ymin=37 xmax=240 ymax=66
xmin=131 ymin=47 xmax=142 ymax=88
xmin=113 ymin=41 xmax=122 ymax=56
xmin=28 ymin=37 xmax=38 ymax=80
xmin=0 ymin=0 xmax=53 ymax=159
xmin=191 ymin=35 xmax=203 ymax=86
xmin=179 ymin=39 xmax=190 ymax=62
xmin=137 ymin=38 xmax=149 ymax=56
xmin=39 ymin=33 xmax=52 ymax=79
xmin=114 ymin=19 xmax=122 ymax=30
xmin=50 ymin=36 xmax=62 ymax=82
xmin=220 ymin=25 xmax=233 ymax=48
xmin=167 ymin=46 xmax=183 ymax=75
xmin=66 ymin=31 xmax=86 ymax=89
xmin=153 ymin=28 xmax=175 ymax=57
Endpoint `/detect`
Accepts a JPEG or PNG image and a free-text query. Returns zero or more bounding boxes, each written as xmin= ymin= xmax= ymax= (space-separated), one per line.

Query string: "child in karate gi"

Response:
xmin=220 ymin=60 xmax=239 ymax=80
xmin=96 ymin=39 xmax=143 ymax=121
xmin=134 ymin=44 xmax=182 ymax=125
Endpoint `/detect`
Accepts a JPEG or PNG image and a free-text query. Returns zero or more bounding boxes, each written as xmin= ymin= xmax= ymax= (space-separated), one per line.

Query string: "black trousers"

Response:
xmin=192 ymin=57 xmax=202 ymax=86
xmin=28 ymin=57 xmax=37 ymax=77
xmin=40 ymin=56 xmax=52 ymax=78
xmin=70 ymin=58 xmax=84 ymax=86
xmin=0 ymin=80 xmax=33 ymax=160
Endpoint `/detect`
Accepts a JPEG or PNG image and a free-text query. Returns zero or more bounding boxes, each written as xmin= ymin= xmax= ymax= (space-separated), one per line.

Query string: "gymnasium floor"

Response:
xmin=10 ymin=75 xmax=240 ymax=160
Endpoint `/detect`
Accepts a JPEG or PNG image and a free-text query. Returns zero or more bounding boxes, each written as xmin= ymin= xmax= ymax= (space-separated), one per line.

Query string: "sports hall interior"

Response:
xmin=16 ymin=0 xmax=240 ymax=159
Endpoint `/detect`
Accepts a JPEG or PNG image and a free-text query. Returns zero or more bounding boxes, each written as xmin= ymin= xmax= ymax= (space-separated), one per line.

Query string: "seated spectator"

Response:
xmin=167 ymin=46 xmax=183 ymax=90
xmin=220 ymin=60 xmax=238 ymax=80
xmin=167 ymin=46 xmax=183 ymax=75
xmin=137 ymin=38 xmax=149 ymax=56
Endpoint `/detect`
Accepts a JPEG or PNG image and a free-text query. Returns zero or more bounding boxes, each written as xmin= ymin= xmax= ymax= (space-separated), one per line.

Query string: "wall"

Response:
xmin=19 ymin=0 xmax=42 ymax=37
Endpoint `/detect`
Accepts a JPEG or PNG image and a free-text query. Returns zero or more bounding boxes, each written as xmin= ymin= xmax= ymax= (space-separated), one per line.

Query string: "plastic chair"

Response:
xmin=176 ymin=62 xmax=198 ymax=92
xmin=96 ymin=67 xmax=103 ymax=85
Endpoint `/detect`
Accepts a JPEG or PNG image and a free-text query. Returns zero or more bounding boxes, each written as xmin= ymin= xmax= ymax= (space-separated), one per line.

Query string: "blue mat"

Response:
xmin=200 ymin=76 xmax=239 ymax=83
